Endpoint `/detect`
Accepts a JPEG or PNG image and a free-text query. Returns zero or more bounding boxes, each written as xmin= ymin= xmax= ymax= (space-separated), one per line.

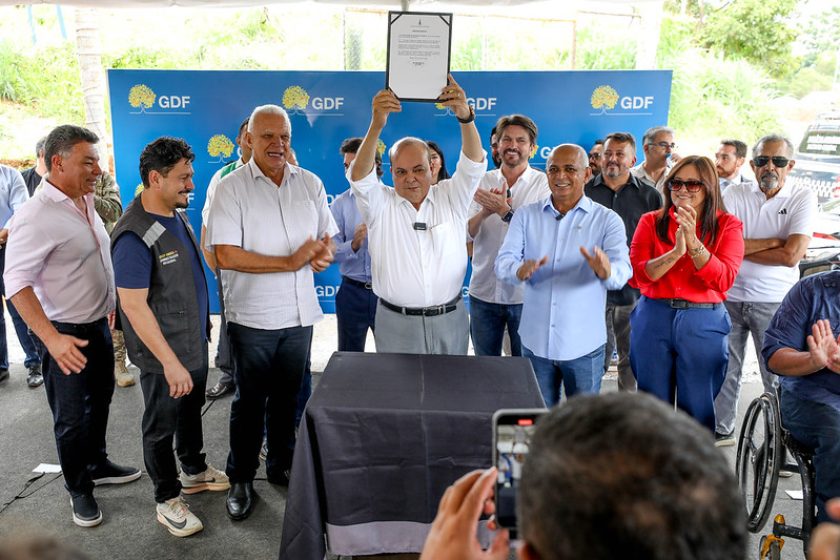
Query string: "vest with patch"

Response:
xmin=111 ymin=196 xmax=210 ymax=374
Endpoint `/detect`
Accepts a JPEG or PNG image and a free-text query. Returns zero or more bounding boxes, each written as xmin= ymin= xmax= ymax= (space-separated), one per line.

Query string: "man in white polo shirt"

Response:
xmin=349 ymin=76 xmax=486 ymax=355
xmin=206 ymin=104 xmax=337 ymax=520
xmin=467 ymin=114 xmax=548 ymax=356
xmin=713 ymin=133 xmax=816 ymax=446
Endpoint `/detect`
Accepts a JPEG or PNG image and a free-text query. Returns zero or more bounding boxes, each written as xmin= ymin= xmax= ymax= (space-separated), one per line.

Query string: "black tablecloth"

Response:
xmin=278 ymin=352 xmax=544 ymax=560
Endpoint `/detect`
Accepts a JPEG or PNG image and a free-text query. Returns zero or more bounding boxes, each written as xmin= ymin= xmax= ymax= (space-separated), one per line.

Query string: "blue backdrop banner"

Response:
xmin=108 ymin=69 xmax=672 ymax=313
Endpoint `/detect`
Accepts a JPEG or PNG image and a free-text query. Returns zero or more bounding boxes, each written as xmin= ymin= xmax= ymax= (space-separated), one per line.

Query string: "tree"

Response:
xmin=207 ymin=134 xmax=234 ymax=163
xmin=698 ymin=0 xmax=799 ymax=77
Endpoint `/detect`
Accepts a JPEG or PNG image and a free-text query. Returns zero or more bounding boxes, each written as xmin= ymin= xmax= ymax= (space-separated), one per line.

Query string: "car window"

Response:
xmin=799 ymin=129 xmax=840 ymax=157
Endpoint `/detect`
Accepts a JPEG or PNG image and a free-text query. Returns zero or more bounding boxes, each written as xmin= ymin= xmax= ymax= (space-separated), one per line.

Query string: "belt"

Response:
xmin=665 ymin=299 xmax=717 ymax=309
xmin=51 ymin=317 xmax=108 ymax=333
xmin=342 ymin=276 xmax=373 ymax=290
xmin=380 ymin=296 xmax=460 ymax=317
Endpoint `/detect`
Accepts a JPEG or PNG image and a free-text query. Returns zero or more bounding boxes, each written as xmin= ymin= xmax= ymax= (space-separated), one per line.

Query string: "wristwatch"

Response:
xmin=501 ymin=209 xmax=515 ymax=223
xmin=456 ymin=105 xmax=476 ymax=124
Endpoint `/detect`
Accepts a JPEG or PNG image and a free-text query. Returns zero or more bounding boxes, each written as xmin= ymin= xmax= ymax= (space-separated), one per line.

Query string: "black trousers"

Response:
xmin=226 ymin=323 xmax=312 ymax=483
xmin=139 ymin=353 xmax=209 ymax=503
xmin=39 ymin=318 xmax=113 ymax=498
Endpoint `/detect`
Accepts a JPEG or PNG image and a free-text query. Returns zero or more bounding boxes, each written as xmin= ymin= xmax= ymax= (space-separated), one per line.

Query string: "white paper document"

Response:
xmin=386 ymin=12 xmax=452 ymax=101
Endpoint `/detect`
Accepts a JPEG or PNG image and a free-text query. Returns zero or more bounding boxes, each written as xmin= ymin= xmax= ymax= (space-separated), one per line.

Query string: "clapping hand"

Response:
xmin=580 ymin=246 xmax=611 ymax=280
xmin=473 ymin=187 xmax=510 ymax=217
xmin=806 ymin=319 xmax=840 ymax=373
xmin=517 ymin=256 xmax=548 ymax=281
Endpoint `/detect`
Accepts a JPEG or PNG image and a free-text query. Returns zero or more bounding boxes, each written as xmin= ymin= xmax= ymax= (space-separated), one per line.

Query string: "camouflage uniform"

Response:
xmin=94 ymin=172 xmax=133 ymax=387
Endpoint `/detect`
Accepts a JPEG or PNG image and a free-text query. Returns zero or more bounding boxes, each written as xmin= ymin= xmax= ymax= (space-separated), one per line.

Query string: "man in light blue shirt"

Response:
xmin=331 ymin=137 xmax=381 ymax=351
xmin=496 ymin=145 xmax=631 ymax=406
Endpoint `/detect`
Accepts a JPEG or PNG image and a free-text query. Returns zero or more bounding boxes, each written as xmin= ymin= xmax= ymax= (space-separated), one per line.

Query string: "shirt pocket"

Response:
xmin=288 ymin=200 xmax=319 ymax=248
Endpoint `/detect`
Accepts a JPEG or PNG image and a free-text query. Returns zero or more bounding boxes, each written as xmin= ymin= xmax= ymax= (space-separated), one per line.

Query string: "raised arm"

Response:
xmin=351 ymin=90 xmax=401 ymax=182
xmin=438 ymin=75 xmax=483 ymax=164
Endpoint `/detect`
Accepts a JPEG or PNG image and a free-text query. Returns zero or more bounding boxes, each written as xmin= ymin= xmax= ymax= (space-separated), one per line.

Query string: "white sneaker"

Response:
xmin=156 ymin=496 xmax=203 ymax=537
xmin=180 ymin=464 xmax=230 ymax=495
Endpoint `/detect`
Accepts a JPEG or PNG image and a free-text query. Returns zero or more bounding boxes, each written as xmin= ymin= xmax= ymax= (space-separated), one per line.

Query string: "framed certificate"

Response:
xmin=386 ymin=11 xmax=452 ymax=103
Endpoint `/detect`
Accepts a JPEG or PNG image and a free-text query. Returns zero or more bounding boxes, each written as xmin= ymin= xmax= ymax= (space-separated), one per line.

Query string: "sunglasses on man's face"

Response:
xmin=752 ymin=156 xmax=790 ymax=168
xmin=667 ymin=179 xmax=704 ymax=193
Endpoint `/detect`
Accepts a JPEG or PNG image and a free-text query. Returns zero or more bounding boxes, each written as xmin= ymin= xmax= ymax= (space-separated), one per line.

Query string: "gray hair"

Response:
xmin=642 ymin=126 xmax=674 ymax=146
xmin=752 ymin=134 xmax=794 ymax=159
xmin=247 ymin=105 xmax=291 ymax=135
xmin=44 ymin=125 xmax=98 ymax=172
xmin=35 ymin=136 xmax=47 ymax=157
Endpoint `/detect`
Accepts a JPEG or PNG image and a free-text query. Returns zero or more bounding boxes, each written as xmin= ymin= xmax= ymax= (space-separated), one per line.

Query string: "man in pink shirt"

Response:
xmin=4 ymin=125 xmax=140 ymax=528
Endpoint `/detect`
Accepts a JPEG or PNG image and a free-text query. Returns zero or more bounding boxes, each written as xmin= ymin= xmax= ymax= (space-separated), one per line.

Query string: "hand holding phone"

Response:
xmin=492 ymin=408 xmax=546 ymax=538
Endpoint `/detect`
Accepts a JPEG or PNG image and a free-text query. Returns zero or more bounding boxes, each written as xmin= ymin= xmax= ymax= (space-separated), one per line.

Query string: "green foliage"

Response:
xmin=797 ymin=5 xmax=840 ymax=64
xmin=575 ymin=27 xmax=637 ymax=70
xmin=698 ymin=0 xmax=799 ymax=77
xmin=667 ymin=48 xmax=780 ymax=147
xmin=0 ymin=39 xmax=84 ymax=123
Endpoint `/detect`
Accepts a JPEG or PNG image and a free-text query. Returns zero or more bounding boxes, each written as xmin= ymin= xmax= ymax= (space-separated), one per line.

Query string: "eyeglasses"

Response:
xmin=752 ymin=156 xmax=790 ymax=168
xmin=648 ymin=142 xmax=677 ymax=150
xmin=667 ymin=179 xmax=704 ymax=193
xmin=589 ymin=153 xmax=601 ymax=160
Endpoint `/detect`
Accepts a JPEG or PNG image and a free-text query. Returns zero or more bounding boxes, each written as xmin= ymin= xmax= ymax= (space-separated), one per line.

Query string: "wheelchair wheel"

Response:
xmin=736 ymin=393 xmax=782 ymax=532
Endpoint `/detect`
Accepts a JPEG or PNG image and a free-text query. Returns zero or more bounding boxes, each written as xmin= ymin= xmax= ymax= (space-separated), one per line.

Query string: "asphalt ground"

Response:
xmin=0 ymin=315 xmax=811 ymax=560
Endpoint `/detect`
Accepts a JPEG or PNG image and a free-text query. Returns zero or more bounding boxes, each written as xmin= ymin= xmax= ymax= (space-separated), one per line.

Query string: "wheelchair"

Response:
xmin=735 ymin=391 xmax=817 ymax=559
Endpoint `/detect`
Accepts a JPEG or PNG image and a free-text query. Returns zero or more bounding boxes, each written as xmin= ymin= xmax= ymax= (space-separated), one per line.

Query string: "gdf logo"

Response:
xmin=281 ymin=85 xmax=344 ymax=115
xmin=128 ymin=84 xmax=191 ymax=114
xmin=590 ymin=85 xmax=653 ymax=116
xmin=435 ymin=97 xmax=498 ymax=117
xmin=207 ymin=134 xmax=235 ymax=163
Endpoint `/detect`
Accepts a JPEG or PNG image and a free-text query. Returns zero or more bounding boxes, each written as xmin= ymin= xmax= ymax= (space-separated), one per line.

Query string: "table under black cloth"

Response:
xmin=278 ymin=352 xmax=544 ymax=559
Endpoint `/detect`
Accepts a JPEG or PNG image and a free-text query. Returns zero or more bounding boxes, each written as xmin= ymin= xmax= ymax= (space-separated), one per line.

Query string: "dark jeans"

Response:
xmin=335 ymin=278 xmax=377 ymax=352
xmin=226 ymin=322 xmax=312 ymax=483
xmin=780 ymin=387 xmax=840 ymax=524
xmin=523 ymin=344 xmax=605 ymax=406
xmin=631 ymin=297 xmax=730 ymax=432
xmin=0 ymin=247 xmax=41 ymax=370
xmin=469 ymin=296 xmax=522 ymax=357
xmin=38 ymin=318 xmax=114 ymax=498
xmin=213 ymin=271 xmax=235 ymax=384
xmin=139 ymin=357 xmax=209 ymax=503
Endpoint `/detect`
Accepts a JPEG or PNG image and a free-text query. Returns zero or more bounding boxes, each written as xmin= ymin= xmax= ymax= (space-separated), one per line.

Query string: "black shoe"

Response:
xmin=70 ymin=494 xmax=103 ymax=527
xmin=0 ymin=369 xmax=9 ymax=384
xmin=267 ymin=469 xmax=291 ymax=487
xmin=26 ymin=367 xmax=43 ymax=388
xmin=89 ymin=460 xmax=142 ymax=486
xmin=206 ymin=380 xmax=234 ymax=400
xmin=226 ymin=481 xmax=255 ymax=521
xmin=714 ymin=431 xmax=736 ymax=448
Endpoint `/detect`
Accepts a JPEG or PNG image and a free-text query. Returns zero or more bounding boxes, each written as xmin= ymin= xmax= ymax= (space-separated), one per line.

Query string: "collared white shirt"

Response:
xmin=201 ymin=157 xmax=244 ymax=224
xmin=349 ymin=151 xmax=487 ymax=308
xmin=4 ymin=179 xmax=115 ymax=323
xmin=206 ymin=159 xmax=338 ymax=330
xmin=719 ymin=174 xmax=753 ymax=192
xmin=631 ymin=160 xmax=672 ymax=193
xmin=724 ymin=180 xmax=816 ymax=302
xmin=468 ymin=166 xmax=549 ymax=305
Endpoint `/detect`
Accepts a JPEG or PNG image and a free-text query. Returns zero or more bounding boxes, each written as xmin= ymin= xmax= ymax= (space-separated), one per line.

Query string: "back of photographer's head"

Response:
xmin=518 ymin=393 xmax=746 ymax=560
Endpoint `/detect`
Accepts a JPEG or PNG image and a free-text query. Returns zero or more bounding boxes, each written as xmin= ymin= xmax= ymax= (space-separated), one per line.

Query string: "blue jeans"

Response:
xmin=522 ymin=344 xmax=605 ymax=406
xmin=335 ymin=278 xmax=377 ymax=352
xmin=38 ymin=318 xmax=114 ymax=497
xmin=469 ymin=296 xmax=522 ymax=357
xmin=780 ymin=387 xmax=840 ymax=524
xmin=226 ymin=322 xmax=312 ymax=483
xmin=630 ymin=297 xmax=730 ymax=432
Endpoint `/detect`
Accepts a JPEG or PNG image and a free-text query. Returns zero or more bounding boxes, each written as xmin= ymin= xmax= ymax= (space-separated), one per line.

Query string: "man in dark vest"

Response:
xmin=111 ymin=137 xmax=229 ymax=538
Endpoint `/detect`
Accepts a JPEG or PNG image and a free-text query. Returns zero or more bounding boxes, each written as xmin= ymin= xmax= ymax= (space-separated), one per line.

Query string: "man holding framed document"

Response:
xmin=348 ymin=77 xmax=486 ymax=355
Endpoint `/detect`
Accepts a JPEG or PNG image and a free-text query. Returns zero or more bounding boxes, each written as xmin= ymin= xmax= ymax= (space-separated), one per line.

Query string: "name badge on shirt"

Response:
xmin=159 ymin=250 xmax=179 ymax=266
